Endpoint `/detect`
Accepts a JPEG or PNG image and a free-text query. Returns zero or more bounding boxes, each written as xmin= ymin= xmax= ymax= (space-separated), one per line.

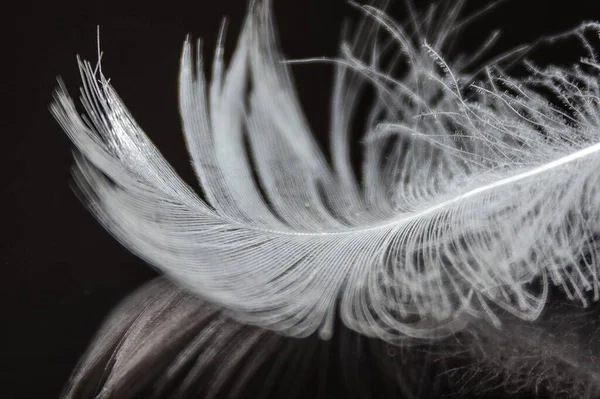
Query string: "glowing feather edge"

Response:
xmin=51 ymin=0 xmax=600 ymax=343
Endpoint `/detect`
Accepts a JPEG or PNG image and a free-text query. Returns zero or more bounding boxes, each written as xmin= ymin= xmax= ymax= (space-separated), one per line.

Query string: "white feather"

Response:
xmin=51 ymin=0 xmax=600 ymax=342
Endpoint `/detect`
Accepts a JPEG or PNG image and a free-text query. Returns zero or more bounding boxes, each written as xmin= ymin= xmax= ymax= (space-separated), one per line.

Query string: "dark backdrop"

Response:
xmin=8 ymin=1 xmax=600 ymax=398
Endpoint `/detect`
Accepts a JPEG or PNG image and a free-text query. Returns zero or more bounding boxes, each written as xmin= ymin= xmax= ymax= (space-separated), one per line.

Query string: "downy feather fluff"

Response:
xmin=51 ymin=0 xmax=600 ymax=345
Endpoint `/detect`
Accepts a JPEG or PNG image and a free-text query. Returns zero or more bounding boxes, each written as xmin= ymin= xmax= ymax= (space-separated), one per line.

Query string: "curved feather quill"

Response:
xmin=51 ymin=0 xmax=600 ymax=343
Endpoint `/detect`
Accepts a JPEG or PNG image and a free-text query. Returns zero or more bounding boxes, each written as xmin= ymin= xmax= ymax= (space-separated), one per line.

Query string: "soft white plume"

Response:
xmin=51 ymin=0 xmax=600 ymax=342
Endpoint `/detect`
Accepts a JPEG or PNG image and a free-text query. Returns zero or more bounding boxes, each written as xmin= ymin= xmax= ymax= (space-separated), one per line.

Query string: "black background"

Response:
xmin=8 ymin=1 xmax=600 ymax=398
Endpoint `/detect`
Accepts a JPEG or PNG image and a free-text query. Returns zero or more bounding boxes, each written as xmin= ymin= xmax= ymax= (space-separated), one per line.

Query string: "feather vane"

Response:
xmin=51 ymin=0 xmax=600 ymax=341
